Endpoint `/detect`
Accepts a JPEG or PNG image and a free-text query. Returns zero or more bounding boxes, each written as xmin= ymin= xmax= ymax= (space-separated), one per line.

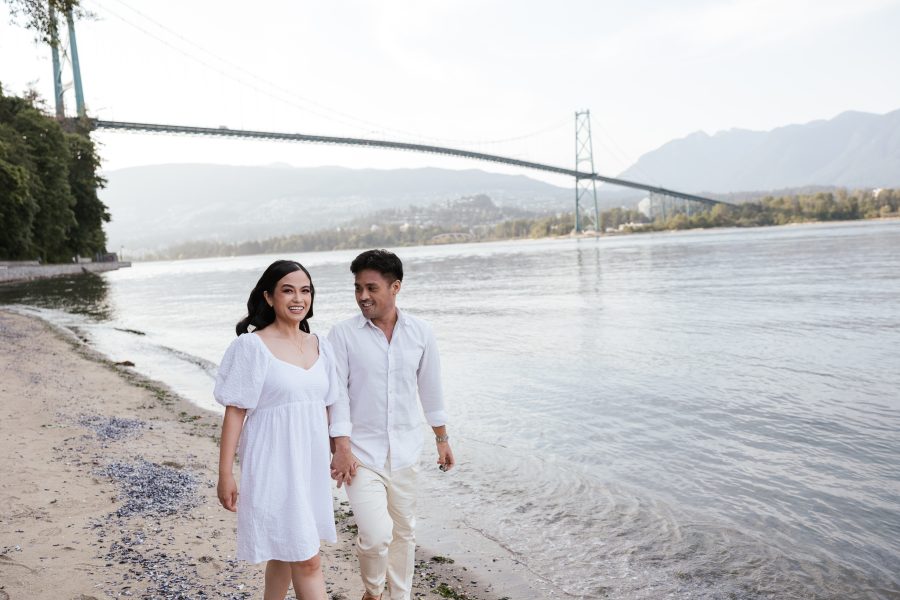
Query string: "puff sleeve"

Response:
xmin=214 ymin=333 xmax=268 ymax=410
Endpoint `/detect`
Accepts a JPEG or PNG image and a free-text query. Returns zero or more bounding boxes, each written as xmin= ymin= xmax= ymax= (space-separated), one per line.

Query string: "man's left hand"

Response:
xmin=437 ymin=441 xmax=455 ymax=472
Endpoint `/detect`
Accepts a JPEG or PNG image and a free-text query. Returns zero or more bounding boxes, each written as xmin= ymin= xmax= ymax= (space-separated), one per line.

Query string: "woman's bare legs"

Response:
xmin=291 ymin=554 xmax=327 ymax=599
xmin=264 ymin=560 xmax=292 ymax=600
xmin=264 ymin=555 xmax=327 ymax=600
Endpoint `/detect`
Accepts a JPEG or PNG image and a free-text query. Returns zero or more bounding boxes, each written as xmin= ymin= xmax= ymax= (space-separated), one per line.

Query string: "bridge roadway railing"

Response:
xmin=91 ymin=119 xmax=728 ymax=207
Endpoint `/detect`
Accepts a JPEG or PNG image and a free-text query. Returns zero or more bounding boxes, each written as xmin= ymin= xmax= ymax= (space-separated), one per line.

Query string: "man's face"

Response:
xmin=354 ymin=269 xmax=400 ymax=321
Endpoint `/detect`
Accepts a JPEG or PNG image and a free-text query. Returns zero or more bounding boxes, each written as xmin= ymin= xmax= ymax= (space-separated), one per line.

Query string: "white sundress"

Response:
xmin=214 ymin=332 xmax=338 ymax=563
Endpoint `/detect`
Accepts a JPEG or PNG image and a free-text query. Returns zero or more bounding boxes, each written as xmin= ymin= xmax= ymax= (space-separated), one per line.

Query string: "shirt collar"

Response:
xmin=355 ymin=307 xmax=407 ymax=329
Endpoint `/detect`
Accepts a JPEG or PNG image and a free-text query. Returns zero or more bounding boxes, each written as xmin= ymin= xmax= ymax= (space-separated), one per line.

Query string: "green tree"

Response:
xmin=0 ymin=122 xmax=39 ymax=258
xmin=0 ymin=86 xmax=109 ymax=262
xmin=10 ymin=97 xmax=77 ymax=262
xmin=65 ymin=129 xmax=109 ymax=256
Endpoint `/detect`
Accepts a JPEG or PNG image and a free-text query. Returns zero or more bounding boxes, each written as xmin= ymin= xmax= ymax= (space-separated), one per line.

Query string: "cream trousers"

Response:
xmin=344 ymin=463 xmax=419 ymax=600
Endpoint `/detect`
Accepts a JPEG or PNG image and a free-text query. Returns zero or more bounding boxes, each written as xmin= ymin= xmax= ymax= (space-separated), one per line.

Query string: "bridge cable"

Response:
xmin=83 ymin=0 xmax=367 ymax=131
xmin=87 ymin=0 xmax=570 ymax=150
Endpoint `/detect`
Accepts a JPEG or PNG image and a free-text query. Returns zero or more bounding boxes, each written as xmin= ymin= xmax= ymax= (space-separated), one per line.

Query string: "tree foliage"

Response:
xmin=634 ymin=190 xmax=900 ymax=233
xmin=12 ymin=94 xmax=78 ymax=262
xmin=0 ymin=123 xmax=39 ymax=258
xmin=3 ymin=0 xmax=85 ymax=43
xmin=65 ymin=127 xmax=109 ymax=256
xmin=0 ymin=85 xmax=109 ymax=262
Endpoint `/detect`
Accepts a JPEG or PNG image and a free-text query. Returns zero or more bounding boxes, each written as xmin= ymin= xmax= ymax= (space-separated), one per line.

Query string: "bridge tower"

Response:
xmin=574 ymin=110 xmax=600 ymax=234
xmin=47 ymin=4 xmax=87 ymax=119
xmin=48 ymin=4 xmax=65 ymax=119
xmin=65 ymin=8 xmax=86 ymax=117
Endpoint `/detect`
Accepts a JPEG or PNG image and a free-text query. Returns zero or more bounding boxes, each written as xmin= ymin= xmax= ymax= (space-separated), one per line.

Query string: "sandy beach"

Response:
xmin=0 ymin=309 xmax=508 ymax=600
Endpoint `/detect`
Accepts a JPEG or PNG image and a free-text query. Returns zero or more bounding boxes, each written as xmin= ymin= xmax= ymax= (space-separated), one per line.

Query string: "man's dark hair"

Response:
xmin=351 ymin=249 xmax=403 ymax=282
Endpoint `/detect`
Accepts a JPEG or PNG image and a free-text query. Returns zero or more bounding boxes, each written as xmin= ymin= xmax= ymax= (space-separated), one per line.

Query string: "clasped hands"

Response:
xmin=330 ymin=437 xmax=358 ymax=488
xmin=330 ymin=448 xmax=358 ymax=488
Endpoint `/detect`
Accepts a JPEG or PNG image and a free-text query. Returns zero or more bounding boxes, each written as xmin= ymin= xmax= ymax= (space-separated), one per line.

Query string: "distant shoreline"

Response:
xmin=133 ymin=214 xmax=899 ymax=263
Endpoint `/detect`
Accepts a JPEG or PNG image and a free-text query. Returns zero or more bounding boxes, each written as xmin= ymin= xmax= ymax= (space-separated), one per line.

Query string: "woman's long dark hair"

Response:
xmin=236 ymin=260 xmax=315 ymax=336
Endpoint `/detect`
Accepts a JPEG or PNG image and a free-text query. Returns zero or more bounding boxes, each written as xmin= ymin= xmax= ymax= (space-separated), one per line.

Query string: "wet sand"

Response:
xmin=0 ymin=309 xmax=510 ymax=600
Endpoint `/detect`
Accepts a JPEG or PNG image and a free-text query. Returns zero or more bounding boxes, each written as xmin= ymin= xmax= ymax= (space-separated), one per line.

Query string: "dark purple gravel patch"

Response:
xmin=78 ymin=414 xmax=146 ymax=441
xmin=99 ymin=459 xmax=200 ymax=518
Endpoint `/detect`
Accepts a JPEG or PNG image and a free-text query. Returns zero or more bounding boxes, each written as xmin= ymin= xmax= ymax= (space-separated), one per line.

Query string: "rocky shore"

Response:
xmin=0 ymin=309 xmax=506 ymax=600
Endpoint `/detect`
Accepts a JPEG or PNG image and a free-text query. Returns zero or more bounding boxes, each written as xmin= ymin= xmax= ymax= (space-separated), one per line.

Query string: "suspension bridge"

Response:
xmin=45 ymin=4 xmax=730 ymax=233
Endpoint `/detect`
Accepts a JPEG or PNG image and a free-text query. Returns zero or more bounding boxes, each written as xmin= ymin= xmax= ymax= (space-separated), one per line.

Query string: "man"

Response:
xmin=328 ymin=249 xmax=454 ymax=600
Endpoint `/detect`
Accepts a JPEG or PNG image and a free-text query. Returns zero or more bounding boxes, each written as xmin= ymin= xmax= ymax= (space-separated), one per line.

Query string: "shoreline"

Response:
xmin=0 ymin=309 xmax=514 ymax=600
xmin=128 ymin=215 xmax=899 ymax=263
xmin=0 ymin=261 xmax=131 ymax=284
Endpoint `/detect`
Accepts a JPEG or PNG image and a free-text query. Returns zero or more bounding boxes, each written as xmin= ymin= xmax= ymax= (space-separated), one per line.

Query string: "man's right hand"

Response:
xmin=330 ymin=438 xmax=358 ymax=488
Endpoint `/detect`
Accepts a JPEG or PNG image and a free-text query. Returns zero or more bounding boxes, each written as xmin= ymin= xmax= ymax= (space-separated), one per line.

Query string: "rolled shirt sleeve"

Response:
xmin=417 ymin=323 xmax=447 ymax=427
xmin=325 ymin=327 xmax=353 ymax=438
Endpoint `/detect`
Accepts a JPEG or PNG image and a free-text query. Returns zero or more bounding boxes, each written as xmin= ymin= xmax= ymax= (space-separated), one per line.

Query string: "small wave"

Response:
xmin=113 ymin=327 xmax=147 ymax=336
xmin=155 ymin=344 xmax=218 ymax=376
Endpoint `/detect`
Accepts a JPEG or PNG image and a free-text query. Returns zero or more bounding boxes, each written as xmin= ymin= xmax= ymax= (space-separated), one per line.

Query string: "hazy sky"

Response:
xmin=2 ymin=0 xmax=900 ymax=187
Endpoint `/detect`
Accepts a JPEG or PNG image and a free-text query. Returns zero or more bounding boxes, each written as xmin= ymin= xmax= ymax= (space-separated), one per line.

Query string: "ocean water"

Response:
xmin=3 ymin=220 xmax=899 ymax=599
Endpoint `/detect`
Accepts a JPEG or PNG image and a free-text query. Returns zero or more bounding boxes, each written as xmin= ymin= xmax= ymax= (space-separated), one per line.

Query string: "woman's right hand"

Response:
xmin=217 ymin=473 xmax=238 ymax=512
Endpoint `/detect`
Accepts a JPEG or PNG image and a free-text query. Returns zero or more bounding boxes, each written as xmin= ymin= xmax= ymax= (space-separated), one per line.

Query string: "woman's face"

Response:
xmin=265 ymin=269 xmax=312 ymax=326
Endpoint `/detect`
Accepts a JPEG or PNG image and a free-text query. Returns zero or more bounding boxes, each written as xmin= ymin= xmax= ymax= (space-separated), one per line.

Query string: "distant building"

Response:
xmin=619 ymin=222 xmax=650 ymax=231
xmin=637 ymin=197 xmax=654 ymax=219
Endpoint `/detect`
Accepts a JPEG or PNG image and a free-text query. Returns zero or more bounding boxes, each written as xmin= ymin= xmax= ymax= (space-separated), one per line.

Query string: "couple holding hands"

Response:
xmin=215 ymin=249 xmax=454 ymax=600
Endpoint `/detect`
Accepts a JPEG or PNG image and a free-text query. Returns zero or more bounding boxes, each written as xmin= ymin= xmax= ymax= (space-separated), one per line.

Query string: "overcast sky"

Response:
xmin=2 ymin=0 xmax=900 ymax=187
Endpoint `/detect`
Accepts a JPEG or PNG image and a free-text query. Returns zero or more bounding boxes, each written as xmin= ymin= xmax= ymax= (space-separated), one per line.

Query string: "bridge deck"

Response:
xmin=91 ymin=119 xmax=728 ymax=207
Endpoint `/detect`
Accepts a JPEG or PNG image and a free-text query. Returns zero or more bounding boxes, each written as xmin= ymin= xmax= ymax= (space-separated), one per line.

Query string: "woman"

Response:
xmin=215 ymin=259 xmax=339 ymax=600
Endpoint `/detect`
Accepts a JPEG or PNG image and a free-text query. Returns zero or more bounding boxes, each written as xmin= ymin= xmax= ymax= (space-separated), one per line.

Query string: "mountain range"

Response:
xmin=618 ymin=109 xmax=900 ymax=194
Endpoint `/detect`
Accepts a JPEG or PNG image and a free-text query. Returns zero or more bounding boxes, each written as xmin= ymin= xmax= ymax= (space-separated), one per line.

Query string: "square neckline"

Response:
xmin=251 ymin=331 xmax=321 ymax=371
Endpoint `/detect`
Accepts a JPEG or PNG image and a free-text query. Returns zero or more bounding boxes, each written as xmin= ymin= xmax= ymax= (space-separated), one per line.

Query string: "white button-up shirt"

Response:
xmin=327 ymin=308 xmax=447 ymax=472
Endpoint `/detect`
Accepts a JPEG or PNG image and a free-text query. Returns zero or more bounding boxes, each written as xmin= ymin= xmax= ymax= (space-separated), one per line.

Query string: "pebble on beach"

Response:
xmin=78 ymin=414 xmax=146 ymax=441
